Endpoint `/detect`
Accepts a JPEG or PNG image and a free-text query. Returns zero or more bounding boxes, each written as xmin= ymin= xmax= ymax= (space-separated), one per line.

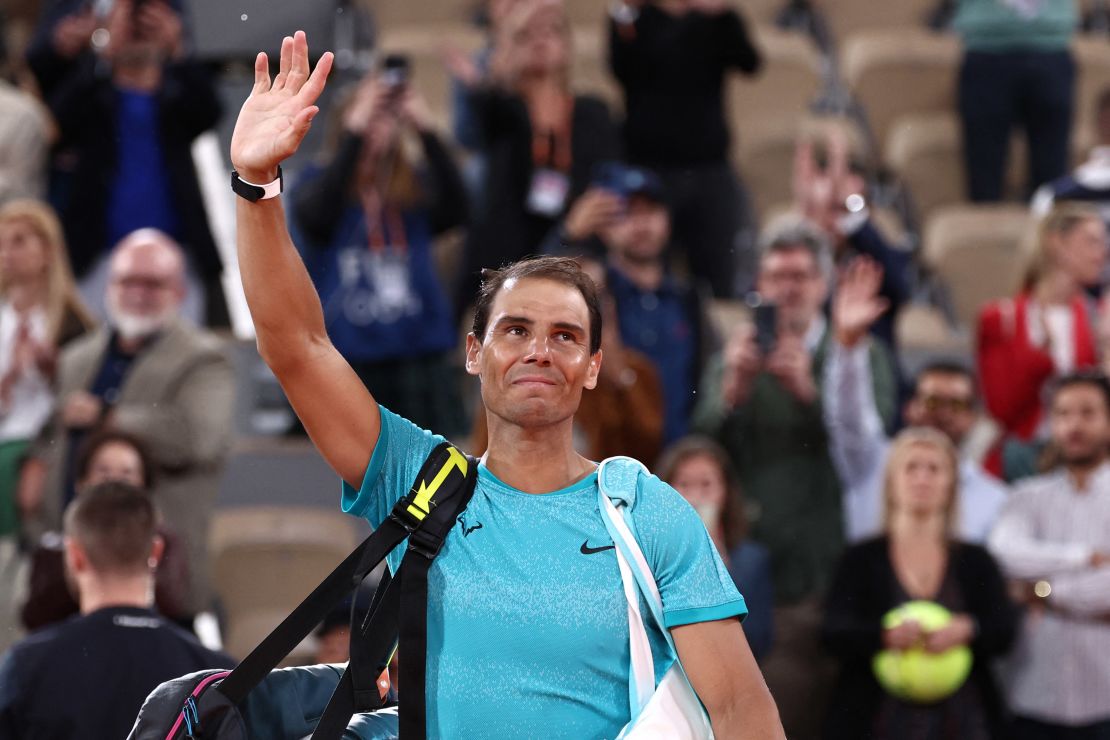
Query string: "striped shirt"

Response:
xmin=988 ymin=462 xmax=1110 ymax=725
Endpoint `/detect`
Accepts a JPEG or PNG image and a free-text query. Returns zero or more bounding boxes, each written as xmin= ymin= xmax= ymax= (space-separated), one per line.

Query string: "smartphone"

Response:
xmin=753 ymin=303 xmax=778 ymax=355
xmin=380 ymin=53 xmax=411 ymax=91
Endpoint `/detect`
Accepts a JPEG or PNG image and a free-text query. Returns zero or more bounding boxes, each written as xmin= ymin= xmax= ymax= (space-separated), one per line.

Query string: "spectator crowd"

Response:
xmin=1 ymin=0 xmax=1110 ymax=737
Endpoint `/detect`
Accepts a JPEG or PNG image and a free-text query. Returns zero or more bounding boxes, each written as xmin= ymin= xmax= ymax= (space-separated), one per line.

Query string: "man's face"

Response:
xmin=756 ymin=247 xmax=827 ymax=333
xmin=466 ymin=277 xmax=601 ymax=429
xmin=904 ymin=371 xmax=977 ymax=445
xmin=106 ymin=237 xmax=185 ymax=340
xmin=601 ymin=196 xmax=670 ymax=263
xmin=1050 ymin=384 xmax=1110 ymax=467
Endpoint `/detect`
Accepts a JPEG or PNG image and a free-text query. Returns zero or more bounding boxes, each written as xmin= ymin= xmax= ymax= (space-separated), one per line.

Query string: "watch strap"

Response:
xmin=231 ymin=167 xmax=283 ymax=202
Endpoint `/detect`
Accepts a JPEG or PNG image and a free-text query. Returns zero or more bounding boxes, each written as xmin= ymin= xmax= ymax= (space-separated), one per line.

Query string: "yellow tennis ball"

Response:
xmin=871 ymin=601 xmax=973 ymax=703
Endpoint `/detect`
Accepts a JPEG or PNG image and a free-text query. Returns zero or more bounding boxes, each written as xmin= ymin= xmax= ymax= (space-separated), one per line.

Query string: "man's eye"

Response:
xmin=508 ymin=326 xmax=526 ymax=336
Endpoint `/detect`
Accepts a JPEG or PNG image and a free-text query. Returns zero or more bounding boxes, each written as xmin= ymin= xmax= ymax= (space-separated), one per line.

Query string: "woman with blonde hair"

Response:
xmin=822 ymin=427 xmax=1017 ymax=740
xmin=0 ymin=199 xmax=94 ymax=503
xmin=448 ymin=0 xmax=621 ymax=314
xmin=977 ymin=201 xmax=1106 ymax=478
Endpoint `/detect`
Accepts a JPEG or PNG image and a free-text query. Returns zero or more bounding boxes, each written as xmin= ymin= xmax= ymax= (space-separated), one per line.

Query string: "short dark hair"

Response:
xmin=64 ymin=482 xmax=158 ymax=576
xmin=74 ymin=429 xmax=155 ymax=490
xmin=1051 ymin=371 xmax=1110 ymax=413
xmin=471 ymin=256 xmax=603 ymax=355
xmin=915 ymin=360 xmax=977 ymax=397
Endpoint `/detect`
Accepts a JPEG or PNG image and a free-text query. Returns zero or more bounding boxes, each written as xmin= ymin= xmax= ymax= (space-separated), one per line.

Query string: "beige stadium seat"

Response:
xmin=921 ymin=204 xmax=1034 ymax=329
xmin=571 ymin=26 xmax=623 ymax=111
xmin=565 ymin=0 xmax=607 ymax=27
xmin=812 ymin=0 xmax=938 ymax=43
xmin=842 ymin=29 xmax=960 ymax=154
xmin=376 ymin=25 xmax=487 ymax=133
xmin=1074 ymin=34 xmax=1110 ymax=141
xmin=732 ymin=0 xmax=786 ymax=25
xmin=895 ymin=303 xmax=971 ymax=356
xmin=210 ymin=506 xmax=361 ymax=660
xmin=727 ymin=25 xmax=822 ymax=135
xmin=366 ymin=0 xmax=474 ymax=29
xmin=707 ymin=298 xmax=751 ymax=339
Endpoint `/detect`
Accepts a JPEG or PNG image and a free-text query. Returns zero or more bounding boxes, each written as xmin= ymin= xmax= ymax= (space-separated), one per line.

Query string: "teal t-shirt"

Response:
xmin=342 ymin=406 xmax=747 ymax=739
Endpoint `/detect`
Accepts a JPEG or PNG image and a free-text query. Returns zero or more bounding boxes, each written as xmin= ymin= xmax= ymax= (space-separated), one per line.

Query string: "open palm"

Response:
xmin=833 ymin=257 xmax=888 ymax=344
xmin=230 ymin=31 xmax=333 ymax=182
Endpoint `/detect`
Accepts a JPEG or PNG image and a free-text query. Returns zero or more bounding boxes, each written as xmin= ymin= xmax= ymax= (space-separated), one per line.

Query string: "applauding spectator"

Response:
xmin=825 ymin=257 xmax=1008 ymax=543
xmin=977 ymin=203 xmax=1106 ymax=480
xmin=291 ymin=66 xmax=468 ymax=436
xmin=451 ymin=0 xmax=620 ymax=313
xmin=823 ymin=427 xmax=1017 ymax=740
xmin=609 ymin=0 xmax=761 ymax=297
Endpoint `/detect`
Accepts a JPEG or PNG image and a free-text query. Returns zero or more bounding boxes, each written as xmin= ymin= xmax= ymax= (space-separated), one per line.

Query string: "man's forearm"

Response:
xmin=714 ymin=688 xmax=785 ymax=739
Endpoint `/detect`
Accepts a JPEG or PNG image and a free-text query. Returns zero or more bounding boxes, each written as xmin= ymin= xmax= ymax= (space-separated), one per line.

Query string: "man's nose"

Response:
xmin=524 ymin=335 xmax=553 ymax=363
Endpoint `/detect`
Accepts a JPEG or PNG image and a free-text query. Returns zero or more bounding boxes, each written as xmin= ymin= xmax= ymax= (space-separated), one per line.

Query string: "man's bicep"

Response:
xmin=273 ymin=342 xmax=380 ymax=489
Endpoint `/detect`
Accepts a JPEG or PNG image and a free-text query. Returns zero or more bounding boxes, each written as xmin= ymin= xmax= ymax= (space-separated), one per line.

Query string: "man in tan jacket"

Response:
xmin=19 ymin=229 xmax=234 ymax=624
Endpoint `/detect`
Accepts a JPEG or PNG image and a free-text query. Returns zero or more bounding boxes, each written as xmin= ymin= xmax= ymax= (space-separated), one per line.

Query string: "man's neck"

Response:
xmin=78 ymin=576 xmax=154 ymax=615
xmin=611 ymin=253 xmax=664 ymax=291
xmin=1067 ymin=457 xmax=1107 ymax=491
xmin=482 ymin=415 xmax=595 ymax=494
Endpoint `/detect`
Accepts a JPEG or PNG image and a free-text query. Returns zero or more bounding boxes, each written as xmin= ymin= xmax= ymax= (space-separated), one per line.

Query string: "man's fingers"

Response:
xmin=290 ymin=30 xmax=311 ymax=84
xmin=252 ymin=52 xmax=271 ymax=94
xmin=275 ymin=105 xmax=320 ymax=158
xmin=297 ymin=50 xmax=334 ymax=108
xmin=273 ymin=35 xmax=293 ymax=90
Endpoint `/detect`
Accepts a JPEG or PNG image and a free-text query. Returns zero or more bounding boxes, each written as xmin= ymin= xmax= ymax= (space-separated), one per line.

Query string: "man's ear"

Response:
xmin=63 ymin=536 xmax=87 ymax=577
xmin=584 ymin=349 xmax=603 ymax=391
xmin=148 ymin=534 xmax=165 ymax=570
xmin=465 ymin=333 xmax=482 ymax=377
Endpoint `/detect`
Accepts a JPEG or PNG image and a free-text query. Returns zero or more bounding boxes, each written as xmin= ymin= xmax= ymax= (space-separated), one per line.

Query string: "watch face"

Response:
xmin=845 ymin=193 xmax=866 ymax=213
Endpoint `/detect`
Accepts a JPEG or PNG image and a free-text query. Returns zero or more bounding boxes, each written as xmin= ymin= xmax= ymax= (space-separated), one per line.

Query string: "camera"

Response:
xmin=380 ymin=53 xmax=410 ymax=91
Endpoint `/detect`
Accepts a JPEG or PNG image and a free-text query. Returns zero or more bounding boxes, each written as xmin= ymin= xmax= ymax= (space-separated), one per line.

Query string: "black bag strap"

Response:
xmin=216 ymin=442 xmax=476 ymax=714
xmin=311 ymin=442 xmax=478 ymax=740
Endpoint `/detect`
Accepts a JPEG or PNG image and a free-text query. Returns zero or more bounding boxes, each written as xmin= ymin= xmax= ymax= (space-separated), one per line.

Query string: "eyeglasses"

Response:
xmin=916 ymin=395 xmax=974 ymax=412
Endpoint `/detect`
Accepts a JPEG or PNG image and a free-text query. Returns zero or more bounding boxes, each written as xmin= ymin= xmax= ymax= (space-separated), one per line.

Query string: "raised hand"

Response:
xmin=833 ymin=256 xmax=888 ymax=348
xmin=230 ymin=31 xmax=333 ymax=184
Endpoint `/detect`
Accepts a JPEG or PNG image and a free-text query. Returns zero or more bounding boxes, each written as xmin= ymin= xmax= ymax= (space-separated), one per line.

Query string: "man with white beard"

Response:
xmin=18 ymin=229 xmax=234 ymax=630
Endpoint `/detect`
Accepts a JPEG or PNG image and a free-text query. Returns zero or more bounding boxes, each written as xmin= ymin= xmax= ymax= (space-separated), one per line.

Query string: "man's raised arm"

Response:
xmin=230 ymin=31 xmax=380 ymax=488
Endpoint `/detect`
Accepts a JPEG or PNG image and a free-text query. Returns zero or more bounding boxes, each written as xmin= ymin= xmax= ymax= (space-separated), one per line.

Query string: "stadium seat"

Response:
xmin=896 ymin=303 xmax=970 ymax=356
xmin=811 ymin=0 xmax=939 ymax=43
xmin=1074 ymin=34 xmax=1110 ymax=144
xmin=571 ymin=26 xmax=623 ymax=111
xmin=842 ymin=29 xmax=960 ymax=154
xmin=707 ymin=298 xmax=751 ymax=339
xmin=727 ymin=25 xmax=823 ymax=136
xmin=210 ymin=506 xmax=361 ymax=661
xmin=366 ymin=0 xmax=474 ymax=29
xmin=921 ymin=204 xmax=1034 ymax=329
xmin=565 ymin=0 xmax=608 ymax=27
xmin=732 ymin=0 xmax=787 ymax=25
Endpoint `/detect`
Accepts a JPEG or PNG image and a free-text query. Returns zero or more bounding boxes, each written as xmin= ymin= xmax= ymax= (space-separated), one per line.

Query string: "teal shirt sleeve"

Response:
xmin=633 ymin=473 xmax=748 ymax=629
xmin=340 ymin=405 xmax=445 ymax=530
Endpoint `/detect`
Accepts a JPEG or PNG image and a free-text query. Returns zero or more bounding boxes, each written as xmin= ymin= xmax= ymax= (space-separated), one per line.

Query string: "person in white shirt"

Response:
xmin=989 ymin=372 xmax=1110 ymax=739
xmin=823 ymin=257 xmax=1009 ymax=544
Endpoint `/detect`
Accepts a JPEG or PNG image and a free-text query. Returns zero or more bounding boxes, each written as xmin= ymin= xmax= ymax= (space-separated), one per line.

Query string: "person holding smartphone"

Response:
xmin=692 ymin=214 xmax=898 ymax=740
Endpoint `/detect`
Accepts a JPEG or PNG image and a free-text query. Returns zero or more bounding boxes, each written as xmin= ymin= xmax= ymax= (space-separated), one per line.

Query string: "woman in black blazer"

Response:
xmin=822 ymin=427 xmax=1018 ymax=740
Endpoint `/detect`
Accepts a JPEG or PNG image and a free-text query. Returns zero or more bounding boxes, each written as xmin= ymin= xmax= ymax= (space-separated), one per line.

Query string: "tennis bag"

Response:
xmin=128 ymin=442 xmax=477 ymax=740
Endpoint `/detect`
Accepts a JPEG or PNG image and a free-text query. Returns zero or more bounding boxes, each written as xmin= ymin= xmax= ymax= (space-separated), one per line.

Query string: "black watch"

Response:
xmin=231 ymin=167 xmax=283 ymax=202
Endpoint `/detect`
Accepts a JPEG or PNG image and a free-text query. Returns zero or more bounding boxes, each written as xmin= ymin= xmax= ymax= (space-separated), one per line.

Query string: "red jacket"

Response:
xmin=977 ymin=293 xmax=1098 ymax=475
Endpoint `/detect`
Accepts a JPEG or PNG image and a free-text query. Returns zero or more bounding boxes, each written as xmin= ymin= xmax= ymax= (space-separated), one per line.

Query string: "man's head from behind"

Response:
xmin=755 ymin=215 xmax=831 ymax=334
xmin=1049 ymin=372 xmax=1110 ymax=469
xmin=596 ymin=165 xmax=670 ymax=263
xmin=63 ymin=482 xmax=162 ymax=606
xmin=106 ymin=229 xmax=186 ymax=341
xmin=904 ymin=361 xmax=978 ymax=446
xmin=467 ymin=256 xmax=603 ymax=428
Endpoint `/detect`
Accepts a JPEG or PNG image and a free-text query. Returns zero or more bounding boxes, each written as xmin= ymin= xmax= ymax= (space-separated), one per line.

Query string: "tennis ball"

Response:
xmin=871 ymin=600 xmax=973 ymax=703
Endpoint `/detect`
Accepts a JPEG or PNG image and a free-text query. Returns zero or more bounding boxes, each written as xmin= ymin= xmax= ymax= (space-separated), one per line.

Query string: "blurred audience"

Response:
xmin=558 ymin=164 xmax=716 ymax=444
xmin=472 ymin=254 xmax=665 ymax=464
xmin=1032 ymin=87 xmax=1110 ymax=230
xmin=989 ymin=373 xmax=1110 ymax=739
xmin=18 ymin=229 xmax=233 ymax=623
xmin=0 ymin=80 xmax=49 ymax=204
xmin=449 ymin=0 xmax=620 ymax=315
xmin=290 ymin=65 xmax=469 ymax=437
xmin=955 ymin=0 xmax=1077 ymax=201
xmin=822 ymin=427 xmax=1017 ymax=740
xmin=793 ymin=130 xmax=910 ymax=354
xmin=0 ymin=198 xmax=92 ymax=651
xmin=977 ymin=203 xmax=1106 ymax=480
xmin=0 ymin=482 xmax=232 ymax=739
xmin=21 ymin=429 xmax=192 ymax=632
xmin=42 ymin=0 xmax=224 ymax=326
xmin=692 ymin=215 xmax=897 ymax=740
xmin=656 ymin=435 xmax=774 ymax=661
xmin=608 ymin=0 xmax=761 ymax=297
xmin=824 ymin=257 xmax=1008 ymax=543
